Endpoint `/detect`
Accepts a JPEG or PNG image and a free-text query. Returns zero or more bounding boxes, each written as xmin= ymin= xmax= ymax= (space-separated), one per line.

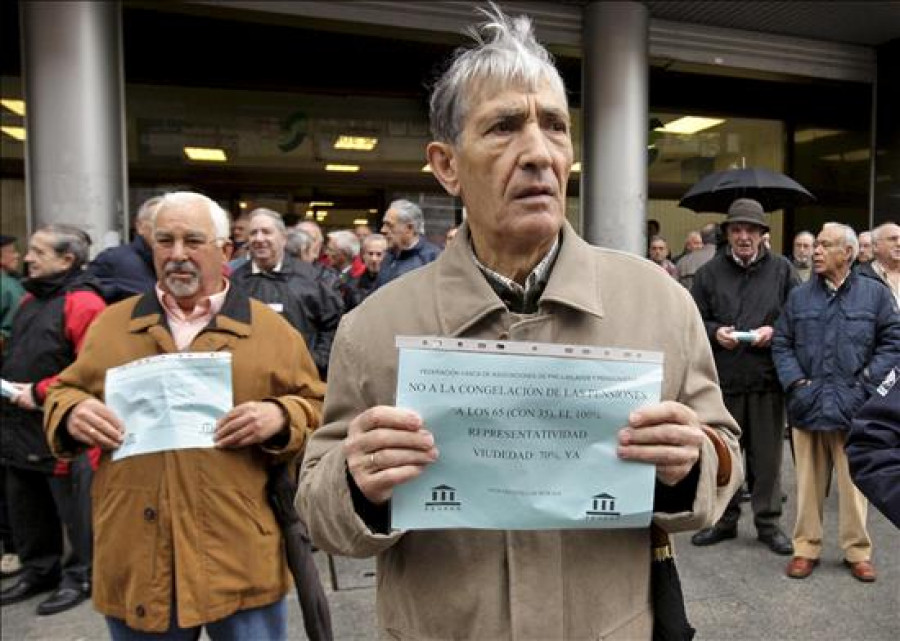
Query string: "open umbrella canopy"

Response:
xmin=679 ymin=167 xmax=815 ymax=213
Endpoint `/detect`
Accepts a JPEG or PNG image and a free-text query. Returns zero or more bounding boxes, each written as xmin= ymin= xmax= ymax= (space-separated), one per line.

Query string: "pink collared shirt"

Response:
xmin=155 ymin=281 xmax=230 ymax=351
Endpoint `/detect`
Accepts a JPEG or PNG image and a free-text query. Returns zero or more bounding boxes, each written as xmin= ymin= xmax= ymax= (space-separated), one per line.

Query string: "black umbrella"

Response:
xmin=679 ymin=167 xmax=815 ymax=213
xmin=266 ymin=463 xmax=334 ymax=641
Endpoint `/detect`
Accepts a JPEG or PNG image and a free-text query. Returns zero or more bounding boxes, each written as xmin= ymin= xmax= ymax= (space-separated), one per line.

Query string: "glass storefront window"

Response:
xmin=646 ymin=112 xmax=785 ymax=255
xmin=128 ymin=84 xmax=431 ymax=176
xmin=791 ymin=126 xmax=870 ymax=234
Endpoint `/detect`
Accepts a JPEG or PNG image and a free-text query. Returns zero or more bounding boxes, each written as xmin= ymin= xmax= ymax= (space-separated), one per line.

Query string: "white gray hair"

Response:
xmin=328 ymin=230 xmax=360 ymax=259
xmin=153 ymin=192 xmax=231 ymax=243
xmin=823 ymin=222 xmax=859 ymax=262
xmin=39 ymin=223 xmax=92 ymax=268
xmin=388 ymin=199 xmax=425 ymax=235
xmin=363 ymin=233 xmax=387 ymax=250
xmin=249 ymin=207 xmax=287 ymax=236
xmin=871 ymin=221 xmax=899 ymax=243
xmin=286 ymin=229 xmax=313 ymax=259
xmin=135 ymin=196 xmax=163 ymax=225
xmin=429 ymin=2 xmax=567 ymax=144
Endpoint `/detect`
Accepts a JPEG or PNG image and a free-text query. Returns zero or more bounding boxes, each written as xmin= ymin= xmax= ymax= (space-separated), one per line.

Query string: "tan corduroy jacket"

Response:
xmin=45 ymin=287 xmax=325 ymax=632
xmin=299 ymin=222 xmax=742 ymax=640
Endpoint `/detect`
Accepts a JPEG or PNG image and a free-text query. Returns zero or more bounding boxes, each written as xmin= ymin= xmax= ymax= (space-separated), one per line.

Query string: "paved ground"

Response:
xmin=3 ymin=442 xmax=898 ymax=640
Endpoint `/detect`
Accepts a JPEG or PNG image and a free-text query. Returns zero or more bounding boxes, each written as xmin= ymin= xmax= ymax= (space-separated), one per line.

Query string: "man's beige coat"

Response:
xmin=299 ymin=222 xmax=742 ymax=640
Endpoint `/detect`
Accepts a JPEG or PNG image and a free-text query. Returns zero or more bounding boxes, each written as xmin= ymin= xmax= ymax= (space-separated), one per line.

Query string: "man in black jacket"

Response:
xmin=231 ymin=209 xmax=343 ymax=378
xmin=0 ymin=224 xmax=105 ymax=615
xmin=689 ymin=198 xmax=800 ymax=555
xmin=354 ymin=233 xmax=388 ymax=302
xmin=85 ymin=196 xmax=160 ymax=303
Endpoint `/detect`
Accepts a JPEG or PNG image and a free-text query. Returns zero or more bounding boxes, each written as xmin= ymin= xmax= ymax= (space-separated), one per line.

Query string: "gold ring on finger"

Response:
xmin=369 ymin=452 xmax=377 ymax=469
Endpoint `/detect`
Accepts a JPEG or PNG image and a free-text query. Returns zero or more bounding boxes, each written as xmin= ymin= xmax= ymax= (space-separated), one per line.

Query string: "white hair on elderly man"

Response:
xmin=249 ymin=207 xmax=287 ymax=235
xmin=822 ymin=222 xmax=860 ymax=262
xmin=429 ymin=2 xmax=567 ymax=144
xmin=387 ymin=199 xmax=426 ymax=235
xmin=37 ymin=223 xmax=93 ymax=269
xmin=152 ymin=192 xmax=231 ymax=243
xmin=328 ymin=230 xmax=361 ymax=258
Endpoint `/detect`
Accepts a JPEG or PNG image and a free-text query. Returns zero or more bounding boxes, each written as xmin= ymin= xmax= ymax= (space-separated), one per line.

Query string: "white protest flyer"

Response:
xmin=105 ymin=352 xmax=233 ymax=462
xmin=391 ymin=337 xmax=663 ymax=531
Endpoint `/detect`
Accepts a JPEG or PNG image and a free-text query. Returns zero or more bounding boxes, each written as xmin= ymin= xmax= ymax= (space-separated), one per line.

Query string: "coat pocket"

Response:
xmin=787 ymin=381 xmax=820 ymax=426
xmin=200 ymin=487 xmax=283 ymax=601
xmin=92 ymin=488 xmax=160 ymax=611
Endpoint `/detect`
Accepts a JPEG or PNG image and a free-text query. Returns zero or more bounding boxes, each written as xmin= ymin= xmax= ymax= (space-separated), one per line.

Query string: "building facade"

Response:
xmin=1 ymin=1 xmax=898 ymax=255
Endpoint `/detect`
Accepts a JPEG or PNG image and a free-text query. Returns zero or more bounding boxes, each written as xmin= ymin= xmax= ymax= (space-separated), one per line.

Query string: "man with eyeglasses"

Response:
xmin=43 ymin=192 xmax=325 ymax=639
xmin=773 ymin=222 xmax=900 ymax=583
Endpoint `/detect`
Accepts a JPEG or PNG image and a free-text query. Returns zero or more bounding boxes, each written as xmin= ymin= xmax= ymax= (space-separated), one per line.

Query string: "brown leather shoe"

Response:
xmin=844 ymin=560 xmax=877 ymax=583
xmin=786 ymin=556 xmax=819 ymax=579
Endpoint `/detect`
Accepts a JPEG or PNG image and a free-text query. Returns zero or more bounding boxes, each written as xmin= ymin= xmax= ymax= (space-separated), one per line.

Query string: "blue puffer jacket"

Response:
xmin=772 ymin=272 xmax=900 ymax=431
xmin=374 ymin=238 xmax=441 ymax=289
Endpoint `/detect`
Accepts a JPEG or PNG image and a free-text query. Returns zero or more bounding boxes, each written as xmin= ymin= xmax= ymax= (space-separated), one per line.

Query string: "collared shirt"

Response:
xmin=155 ymin=281 xmax=229 ymax=350
xmin=728 ymin=247 xmax=759 ymax=268
xmin=471 ymin=235 xmax=561 ymax=313
xmin=871 ymin=260 xmax=900 ymax=307
xmin=823 ymin=270 xmax=850 ymax=295
xmin=251 ymin=259 xmax=283 ymax=275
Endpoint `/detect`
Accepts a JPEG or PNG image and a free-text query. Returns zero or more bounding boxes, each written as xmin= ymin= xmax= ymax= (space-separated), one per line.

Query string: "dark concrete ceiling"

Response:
xmin=644 ymin=0 xmax=900 ymax=47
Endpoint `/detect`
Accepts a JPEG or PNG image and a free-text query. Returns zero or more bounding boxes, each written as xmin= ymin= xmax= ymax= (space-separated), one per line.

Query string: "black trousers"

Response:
xmin=718 ymin=390 xmax=786 ymax=533
xmin=6 ymin=454 xmax=93 ymax=589
xmin=0 ymin=465 xmax=15 ymax=554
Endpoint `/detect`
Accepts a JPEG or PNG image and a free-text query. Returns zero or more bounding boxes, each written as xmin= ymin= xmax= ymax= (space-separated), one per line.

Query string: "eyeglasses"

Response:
xmin=154 ymin=233 xmax=222 ymax=252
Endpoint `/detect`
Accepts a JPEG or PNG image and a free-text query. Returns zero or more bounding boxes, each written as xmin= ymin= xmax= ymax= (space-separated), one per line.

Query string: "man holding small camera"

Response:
xmin=690 ymin=198 xmax=801 ymax=554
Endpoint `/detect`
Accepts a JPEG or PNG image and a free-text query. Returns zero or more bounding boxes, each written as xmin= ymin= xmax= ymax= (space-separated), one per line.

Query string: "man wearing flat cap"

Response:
xmin=690 ymin=198 xmax=801 ymax=554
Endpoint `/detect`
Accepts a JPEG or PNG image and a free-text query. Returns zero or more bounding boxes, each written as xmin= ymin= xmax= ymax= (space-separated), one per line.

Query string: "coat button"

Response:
xmin=498 ymin=332 xmax=509 ymax=340
xmin=143 ymin=507 xmax=156 ymax=522
xmin=136 ymin=605 xmax=146 ymax=617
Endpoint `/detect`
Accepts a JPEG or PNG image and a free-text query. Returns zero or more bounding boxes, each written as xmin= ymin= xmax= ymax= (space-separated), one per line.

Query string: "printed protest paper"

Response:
xmin=391 ymin=337 xmax=662 ymax=530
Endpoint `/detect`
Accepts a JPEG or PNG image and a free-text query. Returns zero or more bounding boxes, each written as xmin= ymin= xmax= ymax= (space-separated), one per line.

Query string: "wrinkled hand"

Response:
xmin=67 ymin=398 xmax=125 ymax=449
xmin=715 ymin=325 xmax=739 ymax=350
xmin=215 ymin=401 xmax=287 ymax=448
xmin=617 ymin=401 xmax=705 ymax=486
xmin=10 ymin=382 xmax=36 ymax=410
xmin=344 ymin=406 xmax=439 ymax=505
xmin=752 ymin=325 xmax=774 ymax=347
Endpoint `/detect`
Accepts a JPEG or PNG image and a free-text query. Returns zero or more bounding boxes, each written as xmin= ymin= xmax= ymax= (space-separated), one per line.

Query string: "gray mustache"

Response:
xmin=164 ymin=261 xmax=199 ymax=276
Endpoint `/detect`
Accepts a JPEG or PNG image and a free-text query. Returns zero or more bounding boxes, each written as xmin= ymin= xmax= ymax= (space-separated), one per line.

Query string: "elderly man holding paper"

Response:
xmin=43 ymin=192 xmax=325 ymax=639
xmin=298 ymin=5 xmax=741 ymax=640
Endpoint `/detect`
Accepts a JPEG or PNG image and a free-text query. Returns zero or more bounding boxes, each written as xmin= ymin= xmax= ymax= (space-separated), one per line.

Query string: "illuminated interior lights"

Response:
xmin=184 ymin=147 xmax=227 ymax=162
xmin=1 ymin=99 xmax=25 ymax=116
xmin=1 ymin=126 xmax=26 ymax=141
xmin=654 ymin=117 xmax=725 ymax=135
xmin=334 ymin=135 xmax=378 ymax=151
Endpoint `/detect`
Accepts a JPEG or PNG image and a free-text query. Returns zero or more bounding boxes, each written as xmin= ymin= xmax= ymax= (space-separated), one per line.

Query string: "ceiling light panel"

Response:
xmin=1 ymin=126 xmax=26 ymax=141
xmin=184 ymin=147 xmax=227 ymax=162
xmin=334 ymin=135 xmax=378 ymax=151
xmin=655 ymin=117 xmax=725 ymax=135
xmin=1 ymin=99 xmax=26 ymax=116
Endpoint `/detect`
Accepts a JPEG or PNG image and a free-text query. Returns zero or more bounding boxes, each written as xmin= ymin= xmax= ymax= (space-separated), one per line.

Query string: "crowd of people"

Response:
xmin=0 ymin=4 xmax=898 ymax=640
xmin=0 ymin=195 xmax=451 ymax=627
